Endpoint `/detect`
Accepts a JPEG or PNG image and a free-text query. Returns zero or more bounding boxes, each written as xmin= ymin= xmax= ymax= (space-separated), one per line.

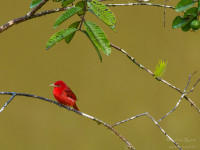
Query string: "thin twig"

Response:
xmin=146 ymin=113 xmax=182 ymax=150
xmin=79 ymin=0 xmax=88 ymax=30
xmin=163 ymin=0 xmax=167 ymax=27
xmin=0 ymin=92 xmax=135 ymax=150
xmin=111 ymin=112 xmax=147 ymax=127
xmin=0 ymin=94 xmax=16 ymax=113
xmin=157 ymin=72 xmax=200 ymax=123
xmin=157 ymin=94 xmax=184 ymax=123
xmin=111 ymin=112 xmax=182 ymax=150
xmin=110 ymin=43 xmax=200 ymax=113
xmin=186 ymin=79 xmax=200 ymax=94
xmin=184 ymin=72 xmax=195 ymax=92
xmin=108 ymin=127 xmax=135 ymax=150
xmin=105 ymin=3 xmax=175 ymax=9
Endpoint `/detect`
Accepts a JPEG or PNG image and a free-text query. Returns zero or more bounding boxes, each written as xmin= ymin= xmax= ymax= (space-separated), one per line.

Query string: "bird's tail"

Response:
xmin=73 ymin=103 xmax=80 ymax=111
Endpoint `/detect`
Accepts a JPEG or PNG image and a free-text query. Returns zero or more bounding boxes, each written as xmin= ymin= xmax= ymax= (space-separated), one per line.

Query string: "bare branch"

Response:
xmin=110 ymin=43 xmax=200 ymax=114
xmin=186 ymin=78 xmax=200 ymax=94
xmin=0 ymin=94 xmax=16 ymax=113
xmin=157 ymin=94 xmax=184 ymax=123
xmin=0 ymin=6 xmax=73 ymax=33
xmin=157 ymin=72 xmax=200 ymax=123
xmin=105 ymin=3 xmax=175 ymax=10
xmin=108 ymin=127 xmax=135 ymax=150
xmin=146 ymin=113 xmax=182 ymax=150
xmin=184 ymin=72 xmax=195 ymax=92
xmin=0 ymin=92 xmax=135 ymax=150
xmin=111 ymin=112 xmax=147 ymax=127
xmin=163 ymin=0 xmax=168 ymax=27
xmin=111 ymin=112 xmax=182 ymax=150
xmin=1 ymin=91 xmax=184 ymax=149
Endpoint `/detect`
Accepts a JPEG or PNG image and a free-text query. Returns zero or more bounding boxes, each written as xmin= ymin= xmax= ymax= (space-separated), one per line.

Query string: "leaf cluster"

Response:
xmin=30 ymin=0 xmax=116 ymax=62
xmin=172 ymin=0 xmax=200 ymax=31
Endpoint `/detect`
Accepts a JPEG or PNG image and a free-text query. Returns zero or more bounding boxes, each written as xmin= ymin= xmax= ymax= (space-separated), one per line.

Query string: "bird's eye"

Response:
xmin=57 ymin=85 xmax=60 ymax=87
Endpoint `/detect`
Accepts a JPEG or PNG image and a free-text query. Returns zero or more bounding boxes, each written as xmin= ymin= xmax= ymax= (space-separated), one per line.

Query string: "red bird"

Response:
xmin=50 ymin=80 xmax=80 ymax=111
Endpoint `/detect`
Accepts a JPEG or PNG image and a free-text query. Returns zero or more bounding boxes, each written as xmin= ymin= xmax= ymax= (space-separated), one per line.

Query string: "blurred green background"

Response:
xmin=0 ymin=0 xmax=200 ymax=149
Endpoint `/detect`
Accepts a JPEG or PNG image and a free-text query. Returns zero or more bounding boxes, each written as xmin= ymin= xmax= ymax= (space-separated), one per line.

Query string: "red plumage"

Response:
xmin=50 ymin=80 xmax=79 ymax=111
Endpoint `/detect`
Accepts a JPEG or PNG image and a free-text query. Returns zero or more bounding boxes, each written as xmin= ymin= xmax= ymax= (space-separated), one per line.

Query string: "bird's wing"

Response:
xmin=65 ymin=88 xmax=77 ymax=100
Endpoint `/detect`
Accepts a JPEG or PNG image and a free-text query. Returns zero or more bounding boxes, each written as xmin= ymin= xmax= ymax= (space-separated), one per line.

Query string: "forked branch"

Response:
xmin=0 ymin=92 xmax=135 ymax=150
xmin=157 ymin=72 xmax=200 ymax=123
xmin=0 ymin=91 xmax=184 ymax=150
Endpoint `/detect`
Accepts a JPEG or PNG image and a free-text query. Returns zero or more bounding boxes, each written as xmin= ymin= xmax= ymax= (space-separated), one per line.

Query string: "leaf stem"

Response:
xmin=79 ymin=0 xmax=88 ymax=30
xmin=27 ymin=0 xmax=49 ymax=17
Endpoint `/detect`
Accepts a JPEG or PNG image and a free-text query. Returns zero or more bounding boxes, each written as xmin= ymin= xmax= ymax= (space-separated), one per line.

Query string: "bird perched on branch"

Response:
xmin=50 ymin=80 xmax=80 ymax=111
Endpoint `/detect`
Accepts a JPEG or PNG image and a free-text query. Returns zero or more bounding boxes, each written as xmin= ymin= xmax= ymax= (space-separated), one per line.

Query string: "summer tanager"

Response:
xmin=50 ymin=80 xmax=79 ymax=111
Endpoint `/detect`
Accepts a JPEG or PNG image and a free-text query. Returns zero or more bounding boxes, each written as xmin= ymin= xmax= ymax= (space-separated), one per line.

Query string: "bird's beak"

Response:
xmin=49 ymin=84 xmax=55 ymax=87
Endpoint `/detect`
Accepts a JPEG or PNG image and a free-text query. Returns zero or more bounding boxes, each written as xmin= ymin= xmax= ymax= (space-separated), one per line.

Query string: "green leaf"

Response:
xmin=154 ymin=60 xmax=168 ymax=78
xmin=62 ymin=0 xmax=75 ymax=7
xmin=84 ymin=21 xmax=111 ymax=56
xmin=30 ymin=0 xmax=43 ymax=9
xmin=82 ymin=30 xmax=102 ymax=62
xmin=65 ymin=21 xmax=80 ymax=43
xmin=75 ymin=1 xmax=86 ymax=16
xmin=46 ymin=28 xmax=77 ymax=50
xmin=53 ymin=7 xmax=82 ymax=29
xmin=87 ymin=0 xmax=116 ymax=30
xmin=181 ymin=21 xmax=192 ymax=31
xmin=172 ymin=16 xmax=190 ymax=29
xmin=175 ymin=0 xmax=196 ymax=12
xmin=172 ymin=8 xmax=198 ymax=30
xmin=183 ymin=7 xmax=198 ymax=18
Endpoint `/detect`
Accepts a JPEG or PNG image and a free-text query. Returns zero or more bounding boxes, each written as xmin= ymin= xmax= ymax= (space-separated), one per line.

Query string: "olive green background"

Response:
xmin=0 ymin=0 xmax=200 ymax=150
